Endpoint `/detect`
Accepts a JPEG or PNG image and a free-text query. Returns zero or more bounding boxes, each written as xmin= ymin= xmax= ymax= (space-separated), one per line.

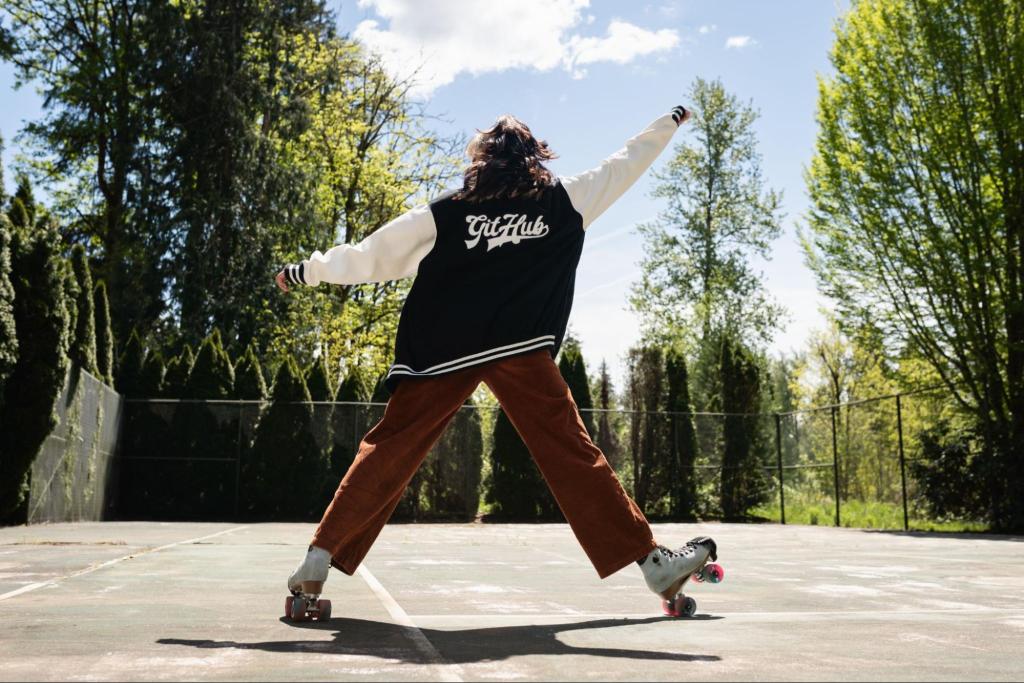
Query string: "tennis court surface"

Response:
xmin=1 ymin=522 xmax=1021 ymax=681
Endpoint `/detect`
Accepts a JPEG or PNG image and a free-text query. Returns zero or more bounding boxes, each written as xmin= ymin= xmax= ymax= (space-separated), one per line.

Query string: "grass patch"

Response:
xmin=750 ymin=492 xmax=988 ymax=533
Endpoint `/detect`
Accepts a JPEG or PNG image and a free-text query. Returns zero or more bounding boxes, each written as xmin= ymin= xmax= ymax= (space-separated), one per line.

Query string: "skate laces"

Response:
xmin=656 ymin=542 xmax=696 ymax=561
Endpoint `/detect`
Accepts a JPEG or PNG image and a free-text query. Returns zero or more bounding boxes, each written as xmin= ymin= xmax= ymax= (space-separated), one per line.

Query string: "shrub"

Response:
xmin=69 ymin=245 xmax=98 ymax=376
xmin=92 ymin=281 xmax=114 ymax=385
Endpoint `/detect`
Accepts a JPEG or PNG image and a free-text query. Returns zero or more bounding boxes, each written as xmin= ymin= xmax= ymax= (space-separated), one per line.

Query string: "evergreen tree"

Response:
xmin=162 ymin=344 xmax=194 ymax=398
xmin=9 ymin=176 xmax=36 ymax=227
xmin=594 ymin=359 xmax=623 ymax=471
xmin=484 ymin=407 xmax=560 ymax=520
xmin=93 ymin=281 xmax=114 ymax=385
xmin=665 ymin=346 xmax=699 ymax=519
xmin=421 ymin=395 xmax=484 ymax=520
xmin=306 ymin=356 xmax=335 ymax=401
xmin=170 ymin=330 xmax=237 ymax=519
xmin=61 ymin=259 xmax=79 ymax=363
xmin=0 ymin=219 xmax=70 ymax=521
xmin=245 ymin=358 xmax=326 ymax=520
xmin=329 ymin=365 xmax=368 ymax=483
xmin=234 ymin=345 xmax=268 ymax=400
xmin=370 ymin=373 xmax=390 ymax=403
xmin=557 ymin=336 xmax=597 ymax=438
xmin=69 ymin=245 xmax=98 ymax=376
xmin=115 ymin=330 xmax=147 ymax=397
xmin=719 ymin=337 xmax=770 ymax=519
xmin=138 ymin=350 xmax=165 ymax=397
xmin=625 ymin=345 xmax=670 ymax=515
xmin=0 ymin=216 xmax=17 ymax=413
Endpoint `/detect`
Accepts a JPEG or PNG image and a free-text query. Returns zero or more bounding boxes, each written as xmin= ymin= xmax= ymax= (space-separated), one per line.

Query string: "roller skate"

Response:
xmin=285 ymin=545 xmax=332 ymax=622
xmin=637 ymin=536 xmax=721 ymax=618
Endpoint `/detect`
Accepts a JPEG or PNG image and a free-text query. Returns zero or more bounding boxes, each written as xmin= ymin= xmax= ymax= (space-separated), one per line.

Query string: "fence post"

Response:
xmin=234 ymin=402 xmax=242 ymax=520
xmin=896 ymin=394 xmax=909 ymax=531
xmin=775 ymin=413 xmax=785 ymax=525
xmin=831 ymin=405 xmax=841 ymax=527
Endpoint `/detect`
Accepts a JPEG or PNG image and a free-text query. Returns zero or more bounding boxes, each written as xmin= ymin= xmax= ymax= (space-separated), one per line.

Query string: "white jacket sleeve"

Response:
xmin=560 ymin=109 xmax=683 ymax=230
xmin=298 ymin=204 xmax=437 ymax=286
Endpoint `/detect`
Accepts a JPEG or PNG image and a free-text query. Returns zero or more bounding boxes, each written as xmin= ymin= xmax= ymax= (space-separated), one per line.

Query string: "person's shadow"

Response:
xmin=159 ymin=615 xmax=722 ymax=664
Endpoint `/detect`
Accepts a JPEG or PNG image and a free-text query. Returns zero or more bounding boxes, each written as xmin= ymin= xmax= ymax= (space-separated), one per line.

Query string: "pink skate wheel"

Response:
xmin=318 ymin=599 xmax=332 ymax=621
xmin=705 ymin=563 xmax=724 ymax=583
xmin=661 ymin=599 xmax=677 ymax=617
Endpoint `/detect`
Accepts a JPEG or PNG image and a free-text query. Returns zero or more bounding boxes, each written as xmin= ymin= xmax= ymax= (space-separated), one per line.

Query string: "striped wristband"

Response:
xmin=671 ymin=105 xmax=688 ymax=125
xmin=282 ymin=263 xmax=307 ymax=286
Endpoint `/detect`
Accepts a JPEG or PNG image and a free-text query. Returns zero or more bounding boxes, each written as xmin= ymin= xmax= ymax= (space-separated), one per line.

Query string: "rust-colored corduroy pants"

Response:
xmin=311 ymin=348 xmax=657 ymax=579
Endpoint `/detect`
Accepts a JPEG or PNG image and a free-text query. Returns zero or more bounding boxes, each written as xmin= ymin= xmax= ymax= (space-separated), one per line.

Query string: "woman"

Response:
xmin=275 ymin=104 xmax=716 ymax=617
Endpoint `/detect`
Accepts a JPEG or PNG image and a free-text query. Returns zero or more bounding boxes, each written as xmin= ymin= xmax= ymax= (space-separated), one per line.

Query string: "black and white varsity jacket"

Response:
xmin=283 ymin=107 xmax=687 ymax=395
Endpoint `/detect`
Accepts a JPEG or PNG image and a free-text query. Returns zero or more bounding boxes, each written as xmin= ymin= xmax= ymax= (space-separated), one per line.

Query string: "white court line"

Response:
xmin=0 ymin=526 xmax=248 ymax=602
xmin=357 ymin=565 xmax=466 ymax=683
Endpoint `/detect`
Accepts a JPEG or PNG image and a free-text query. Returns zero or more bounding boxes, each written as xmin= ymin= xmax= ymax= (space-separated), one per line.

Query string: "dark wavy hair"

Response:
xmin=454 ymin=114 xmax=557 ymax=202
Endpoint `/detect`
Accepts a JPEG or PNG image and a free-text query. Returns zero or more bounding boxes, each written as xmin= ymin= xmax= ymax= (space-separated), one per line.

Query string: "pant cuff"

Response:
xmin=595 ymin=536 xmax=659 ymax=579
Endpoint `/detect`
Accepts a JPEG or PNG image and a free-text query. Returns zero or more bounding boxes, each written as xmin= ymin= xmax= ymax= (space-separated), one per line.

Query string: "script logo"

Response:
xmin=464 ymin=213 xmax=550 ymax=251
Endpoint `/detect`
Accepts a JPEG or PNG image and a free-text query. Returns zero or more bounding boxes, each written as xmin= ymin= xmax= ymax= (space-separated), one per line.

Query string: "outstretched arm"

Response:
xmin=276 ymin=203 xmax=437 ymax=291
xmin=561 ymin=105 xmax=690 ymax=230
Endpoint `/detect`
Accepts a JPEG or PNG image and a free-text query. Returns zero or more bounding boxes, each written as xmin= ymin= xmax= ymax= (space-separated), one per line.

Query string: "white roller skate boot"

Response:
xmin=284 ymin=545 xmax=332 ymax=622
xmin=638 ymin=536 xmax=718 ymax=600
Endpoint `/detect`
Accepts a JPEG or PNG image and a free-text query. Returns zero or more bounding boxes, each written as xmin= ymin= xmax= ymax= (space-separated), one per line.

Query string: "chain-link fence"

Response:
xmin=111 ymin=386 xmax=974 ymax=529
xmin=28 ymin=368 xmax=123 ymax=523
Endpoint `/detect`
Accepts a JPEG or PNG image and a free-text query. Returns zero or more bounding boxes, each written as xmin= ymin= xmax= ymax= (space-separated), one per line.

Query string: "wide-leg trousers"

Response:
xmin=311 ymin=348 xmax=657 ymax=579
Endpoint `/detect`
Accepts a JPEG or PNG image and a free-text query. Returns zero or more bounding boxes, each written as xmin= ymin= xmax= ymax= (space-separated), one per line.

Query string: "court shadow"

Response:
xmin=158 ymin=615 xmax=722 ymax=664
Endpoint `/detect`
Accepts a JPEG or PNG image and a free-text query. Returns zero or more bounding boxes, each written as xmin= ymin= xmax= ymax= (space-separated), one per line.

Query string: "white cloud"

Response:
xmin=699 ymin=24 xmax=717 ymax=34
xmin=725 ymin=35 xmax=756 ymax=49
xmin=353 ymin=0 xmax=680 ymax=96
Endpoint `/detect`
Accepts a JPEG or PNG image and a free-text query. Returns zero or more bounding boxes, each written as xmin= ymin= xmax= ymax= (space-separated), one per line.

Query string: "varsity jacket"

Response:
xmin=283 ymin=106 xmax=687 ymax=395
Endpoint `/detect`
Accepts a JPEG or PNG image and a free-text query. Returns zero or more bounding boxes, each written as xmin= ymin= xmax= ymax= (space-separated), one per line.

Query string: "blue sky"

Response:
xmin=0 ymin=0 xmax=847 ymax=390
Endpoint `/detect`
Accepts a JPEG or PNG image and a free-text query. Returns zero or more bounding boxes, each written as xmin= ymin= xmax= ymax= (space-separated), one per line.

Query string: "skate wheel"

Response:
xmin=285 ymin=596 xmax=294 ymax=618
xmin=290 ymin=596 xmax=308 ymax=621
xmin=661 ymin=598 xmax=677 ymax=617
xmin=704 ymin=563 xmax=724 ymax=584
xmin=318 ymin=599 xmax=332 ymax=621
xmin=682 ymin=596 xmax=697 ymax=617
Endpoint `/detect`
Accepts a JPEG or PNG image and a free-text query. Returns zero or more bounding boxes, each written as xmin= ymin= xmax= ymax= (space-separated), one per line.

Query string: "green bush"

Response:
xmin=139 ymin=350 xmax=166 ymax=397
xmin=234 ymin=345 xmax=267 ymax=400
xmin=328 ymin=366 xmax=368 ymax=485
xmin=419 ymin=396 xmax=484 ymax=520
xmin=910 ymin=423 xmax=987 ymax=522
xmin=0 ymin=219 xmax=70 ymax=522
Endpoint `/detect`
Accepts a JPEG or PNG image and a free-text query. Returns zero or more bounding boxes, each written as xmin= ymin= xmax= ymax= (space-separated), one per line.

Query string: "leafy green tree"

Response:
xmin=629 ymin=77 xmax=784 ymax=351
xmin=719 ymin=337 xmax=770 ymax=519
xmin=69 ymin=245 xmax=98 ymax=376
xmin=665 ymin=346 xmax=698 ymax=519
xmin=244 ymin=357 xmax=326 ymax=520
xmin=804 ymin=0 xmax=1024 ymax=530
xmin=0 ymin=216 xmax=17 ymax=412
xmin=93 ymin=281 xmax=114 ymax=385
xmin=0 ymin=219 xmax=70 ymax=521
xmin=3 ymin=1 xmax=169 ymax=347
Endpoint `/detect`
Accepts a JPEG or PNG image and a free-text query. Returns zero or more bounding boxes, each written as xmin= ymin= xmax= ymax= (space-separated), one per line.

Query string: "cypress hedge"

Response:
xmin=719 ymin=337 xmax=770 ymax=519
xmin=557 ymin=336 xmax=597 ymax=438
xmin=162 ymin=344 xmax=194 ymax=398
xmin=93 ymin=281 xmax=114 ymax=385
xmin=0 ymin=219 xmax=70 ymax=522
xmin=665 ymin=346 xmax=698 ymax=520
xmin=328 ymin=366 xmax=368 ymax=485
xmin=69 ymin=245 xmax=98 ymax=377
xmin=484 ymin=406 xmax=560 ymax=521
xmin=244 ymin=357 xmax=327 ymax=520
xmin=0 ymin=216 xmax=17 ymax=413
xmin=234 ymin=345 xmax=268 ymax=400
xmin=115 ymin=330 xmax=146 ymax=397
